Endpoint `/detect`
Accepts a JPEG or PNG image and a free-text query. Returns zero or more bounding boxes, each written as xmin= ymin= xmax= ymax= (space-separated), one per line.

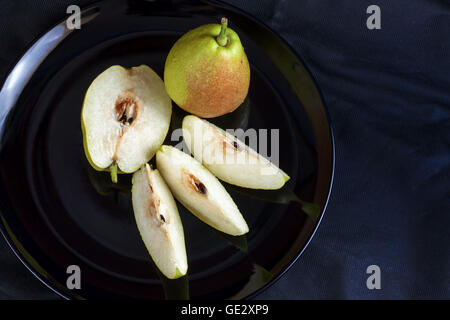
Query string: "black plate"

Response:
xmin=0 ymin=0 xmax=334 ymax=299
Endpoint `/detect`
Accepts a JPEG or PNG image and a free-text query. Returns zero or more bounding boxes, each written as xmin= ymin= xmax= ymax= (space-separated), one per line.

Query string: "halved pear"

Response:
xmin=132 ymin=164 xmax=187 ymax=279
xmin=182 ymin=115 xmax=290 ymax=190
xmin=82 ymin=65 xmax=172 ymax=182
xmin=156 ymin=145 xmax=249 ymax=236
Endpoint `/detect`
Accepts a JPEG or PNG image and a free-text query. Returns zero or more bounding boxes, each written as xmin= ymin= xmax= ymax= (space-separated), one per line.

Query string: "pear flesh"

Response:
xmin=156 ymin=145 xmax=249 ymax=236
xmin=132 ymin=164 xmax=188 ymax=279
xmin=182 ymin=115 xmax=290 ymax=190
xmin=82 ymin=65 xmax=172 ymax=180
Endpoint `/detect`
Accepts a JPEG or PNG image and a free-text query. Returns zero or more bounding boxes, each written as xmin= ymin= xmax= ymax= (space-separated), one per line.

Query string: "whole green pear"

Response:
xmin=164 ymin=18 xmax=250 ymax=118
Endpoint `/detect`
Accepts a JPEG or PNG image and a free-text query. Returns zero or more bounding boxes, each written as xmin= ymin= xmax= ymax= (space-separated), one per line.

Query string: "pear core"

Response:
xmin=115 ymin=92 xmax=138 ymax=126
xmin=183 ymin=169 xmax=207 ymax=195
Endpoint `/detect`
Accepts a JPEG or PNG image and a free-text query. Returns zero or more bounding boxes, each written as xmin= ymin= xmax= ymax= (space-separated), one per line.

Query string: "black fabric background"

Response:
xmin=0 ymin=0 xmax=449 ymax=299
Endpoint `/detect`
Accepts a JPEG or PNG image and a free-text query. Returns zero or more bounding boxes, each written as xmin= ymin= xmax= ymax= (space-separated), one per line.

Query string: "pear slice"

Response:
xmin=132 ymin=164 xmax=187 ymax=279
xmin=82 ymin=65 xmax=172 ymax=182
xmin=182 ymin=115 xmax=290 ymax=190
xmin=156 ymin=145 xmax=249 ymax=236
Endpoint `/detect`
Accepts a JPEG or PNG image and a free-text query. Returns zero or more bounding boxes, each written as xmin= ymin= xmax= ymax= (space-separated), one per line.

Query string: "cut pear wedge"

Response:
xmin=82 ymin=65 xmax=172 ymax=182
xmin=182 ymin=115 xmax=290 ymax=190
xmin=132 ymin=164 xmax=187 ymax=279
xmin=156 ymin=145 xmax=249 ymax=236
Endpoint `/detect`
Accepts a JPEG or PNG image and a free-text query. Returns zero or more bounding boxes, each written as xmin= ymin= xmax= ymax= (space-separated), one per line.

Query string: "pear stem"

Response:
xmin=110 ymin=163 xmax=118 ymax=184
xmin=216 ymin=17 xmax=229 ymax=47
